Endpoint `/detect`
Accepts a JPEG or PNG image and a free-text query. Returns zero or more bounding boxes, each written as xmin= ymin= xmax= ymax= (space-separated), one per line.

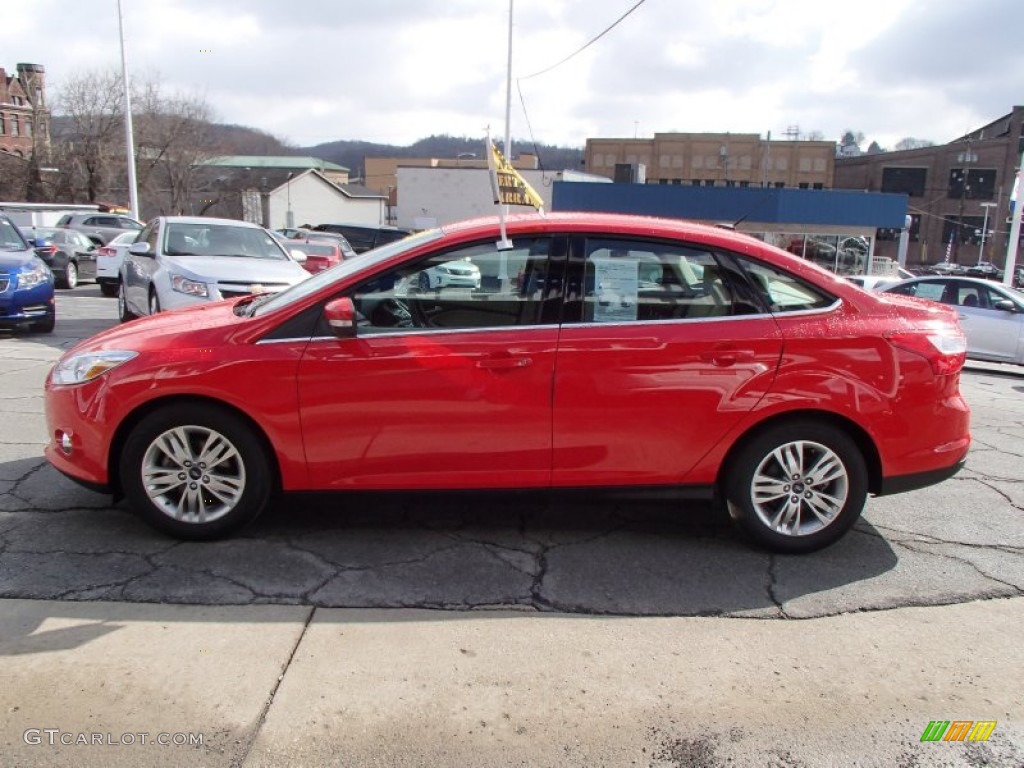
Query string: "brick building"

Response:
xmin=584 ymin=132 xmax=835 ymax=190
xmin=834 ymin=106 xmax=1024 ymax=268
xmin=0 ymin=63 xmax=50 ymax=159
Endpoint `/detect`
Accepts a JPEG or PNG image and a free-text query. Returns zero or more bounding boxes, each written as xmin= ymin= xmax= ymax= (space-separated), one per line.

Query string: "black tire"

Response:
xmin=100 ymin=281 xmax=119 ymax=298
xmin=57 ymin=261 xmax=78 ymax=290
xmin=118 ymin=283 xmax=137 ymax=322
xmin=31 ymin=312 xmax=56 ymax=333
xmin=723 ymin=420 xmax=867 ymax=554
xmin=148 ymin=290 xmax=161 ymax=315
xmin=119 ymin=403 xmax=273 ymax=540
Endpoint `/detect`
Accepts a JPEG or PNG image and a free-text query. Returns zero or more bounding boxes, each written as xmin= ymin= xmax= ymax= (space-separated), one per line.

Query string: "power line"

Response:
xmin=519 ymin=0 xmax=648 ymax=81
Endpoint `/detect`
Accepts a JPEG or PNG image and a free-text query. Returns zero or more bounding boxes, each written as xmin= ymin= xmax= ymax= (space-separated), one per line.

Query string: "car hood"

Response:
xmin=159 ymin=255 xmax=309 ymax=284
xmin=0 ymin=248 xmax=38 ymax=270
xmin=62 ymin=299 xmax=244 ymax=357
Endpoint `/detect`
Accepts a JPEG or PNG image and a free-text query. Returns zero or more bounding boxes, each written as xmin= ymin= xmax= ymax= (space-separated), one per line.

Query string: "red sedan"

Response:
xmin=44 ymin=213 xmax=970 ymax=553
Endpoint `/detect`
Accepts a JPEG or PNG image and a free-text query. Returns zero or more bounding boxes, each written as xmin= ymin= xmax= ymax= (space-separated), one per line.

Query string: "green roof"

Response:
xmin=202 ymin=155 xmax=349 ymax=172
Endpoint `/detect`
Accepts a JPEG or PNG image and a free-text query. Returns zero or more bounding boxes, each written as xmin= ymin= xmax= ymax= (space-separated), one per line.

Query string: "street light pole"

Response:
xmin=978 ymin=202 xmax=997 ymax=265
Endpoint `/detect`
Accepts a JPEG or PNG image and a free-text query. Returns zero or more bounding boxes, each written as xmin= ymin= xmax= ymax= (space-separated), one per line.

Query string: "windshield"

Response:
xmin=163 ymin=223 xmax=288 ymax=259
xmin=251 ymin=228 xmax=443 ymax=317
xmin=0 ymin=218 xmax=29 ymax=250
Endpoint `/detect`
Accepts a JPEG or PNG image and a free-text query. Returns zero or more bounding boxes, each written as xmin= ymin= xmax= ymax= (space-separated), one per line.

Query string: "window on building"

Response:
xmin=704 ymin=179 xmax=716 ymax=187
xmin=774 ymin=181 xmax=785 ymax=188
xmin=11 ymin=116 xmax=18 ymax=137
xmin=942 ymin=216 xmax=985 ymax=245
xmin=671 ymin=179 xmax=681 ymax=185
xmin=591 ymin=154 xmax=604 ymax=168
xmin=691 ymin=179 xmax=701 ymax=186
xmin=725 ymin=180 xmax=736 ymax=187
xmin=881 ymin=167 xmax=927 ymax=197
xmin=798 ymin=183 xmax=809 ymax=189
xmin=659 ymin=155 xmax=671 ymax=168
xmin=947 ymin=168 xmax=996 ymax=200
xmin=0 ymin=114 xmax=5 ymax=135
xmin=799 ymin=158 xmax=812 ymax=172
xmin=25 ymin=120 xmax=31 ymax=138
xmin=659 ymin=179 xmax=668 ymax=185
xmin=812 ymin=183 xmax=824 ymax=190
xmin=813 ymin=159 xmax=827 ymax=172
xmin=739 ymin=181 xmax=750 ymax=188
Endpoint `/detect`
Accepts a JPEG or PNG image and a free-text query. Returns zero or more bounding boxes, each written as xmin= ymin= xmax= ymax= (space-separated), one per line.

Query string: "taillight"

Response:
xmin=97 ymin=247 xmax=115 ymax=256
xmin=886 ymin=329 xmax=967 ymax=375
xmin=35 ymin=245 xmax=58 ymax=255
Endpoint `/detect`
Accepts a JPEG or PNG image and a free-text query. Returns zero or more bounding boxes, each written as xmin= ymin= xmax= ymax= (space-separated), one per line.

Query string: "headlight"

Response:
xmin=51 ymin=351 xmax=138 ymax=386
xmin=170 ymin=274 xmax=208 ymax=297
xmin=17 ymin=260 xmax=50 ymax=290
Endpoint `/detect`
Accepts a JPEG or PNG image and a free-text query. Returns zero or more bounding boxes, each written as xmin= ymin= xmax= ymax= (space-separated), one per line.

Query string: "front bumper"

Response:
xmin=0 ymin=280 xmax=55 ymax=327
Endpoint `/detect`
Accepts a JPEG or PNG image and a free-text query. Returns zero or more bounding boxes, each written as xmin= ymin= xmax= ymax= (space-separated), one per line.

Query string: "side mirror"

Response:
xmin=323 ymin=297 xmax=357 ymax=339
xmin=290 ymin=248 xmax=308 ymax=264
xmin=993 ymin=299 xmax=1018 ymax=313
xmin=128 ymin=242 xmax=152 ymax=256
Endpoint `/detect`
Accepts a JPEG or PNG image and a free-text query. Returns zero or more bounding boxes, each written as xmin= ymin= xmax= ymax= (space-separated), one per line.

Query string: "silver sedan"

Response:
xmin=881 ymin=276 xmax=1024 ymax=364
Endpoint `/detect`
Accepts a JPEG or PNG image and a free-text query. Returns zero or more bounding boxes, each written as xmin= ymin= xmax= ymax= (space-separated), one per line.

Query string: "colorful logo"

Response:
xmin=920 ymin=721 xmax=997 ymax=742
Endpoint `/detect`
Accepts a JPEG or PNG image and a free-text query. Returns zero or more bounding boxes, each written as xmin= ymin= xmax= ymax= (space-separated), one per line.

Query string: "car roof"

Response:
xmin=157 ymin=216 xmax=265 ymax=228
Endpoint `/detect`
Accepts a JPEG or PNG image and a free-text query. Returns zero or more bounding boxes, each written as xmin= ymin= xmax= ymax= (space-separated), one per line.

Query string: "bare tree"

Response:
xmin=894 ymin=137 xmax=934 ymax=151
xmin=53 ymin=69 xmax=125 ymax=203
xmin=51 ymin=68 xmax=217 ymax=215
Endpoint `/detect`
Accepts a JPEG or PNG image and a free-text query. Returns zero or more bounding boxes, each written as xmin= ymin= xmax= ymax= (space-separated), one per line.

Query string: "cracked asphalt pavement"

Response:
xmin=2 ymin=286 xmax=1023 ymax=618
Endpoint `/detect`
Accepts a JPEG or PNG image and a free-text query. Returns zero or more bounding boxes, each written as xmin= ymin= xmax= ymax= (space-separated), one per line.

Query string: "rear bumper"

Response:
xmin=877 ymin=454 xmax=968 ymax=496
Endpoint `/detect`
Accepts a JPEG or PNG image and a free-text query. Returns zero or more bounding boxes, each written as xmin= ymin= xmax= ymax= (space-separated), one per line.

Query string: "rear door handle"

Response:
xmin=477 ymin=355 xmax=533 ymax=370
xmin=699 ymin=347 xmax=756 ymax=366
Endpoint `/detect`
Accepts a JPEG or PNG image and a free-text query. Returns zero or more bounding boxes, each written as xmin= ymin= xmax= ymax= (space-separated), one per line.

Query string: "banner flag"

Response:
xmin=487 ymin=137 xmax=544 ymax=210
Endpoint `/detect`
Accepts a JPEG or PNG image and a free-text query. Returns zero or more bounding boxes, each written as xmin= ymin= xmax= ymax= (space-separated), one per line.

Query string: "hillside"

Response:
xmin=300 ymin=134 xmax=585 ymax=178
xmin=49 ymin=117 xmax=584 ymax=177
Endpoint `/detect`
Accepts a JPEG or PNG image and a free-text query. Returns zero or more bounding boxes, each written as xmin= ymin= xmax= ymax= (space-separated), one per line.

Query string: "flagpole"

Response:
xmin=495 ymin=0 xmax=514 ymax=253
xmin=117 ymin=0 xmax=140 ymax=220
xmin=1004 ymin=154 xmax=1023 ymax=287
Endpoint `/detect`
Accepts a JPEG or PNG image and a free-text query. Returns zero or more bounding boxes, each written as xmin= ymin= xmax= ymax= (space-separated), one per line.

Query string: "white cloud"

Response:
xmin=7 ymin=0 xmax=1022 ymax=150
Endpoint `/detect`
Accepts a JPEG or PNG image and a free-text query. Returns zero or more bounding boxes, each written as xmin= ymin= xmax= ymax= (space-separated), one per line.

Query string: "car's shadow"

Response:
xmin=0 ymin=461 xmax=900 ymax=618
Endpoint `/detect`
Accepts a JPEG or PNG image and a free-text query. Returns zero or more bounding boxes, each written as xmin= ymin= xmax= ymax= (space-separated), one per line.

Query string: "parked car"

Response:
xmin=965 ymin=261 xmax=1003 ymax=280
xmin=312 ymin=223 xmax=413 ymax=253
xmin=416 ymin=255 xmax=482 ymax=290
xmin=95 ymin=231 xmax=139 ymax=297
xmin=0 ymin=215 xmax=55 ymax=333
xmin=844 ymin=267 xmax=915 ymax=291
xmin=287 ymin=240 xmax=347 ymax=274
xmin=44 ymin=213 xmax=971 ymax=552
xmin=118 ymin=216 xmax=310 ymax=321
xmin=22 ymin=227 xmax=99 ymax=289
xmin=880 ymin=276 xmax=1024 ymax=365
xmin=56 ymin=212 xmax=144 ymax=245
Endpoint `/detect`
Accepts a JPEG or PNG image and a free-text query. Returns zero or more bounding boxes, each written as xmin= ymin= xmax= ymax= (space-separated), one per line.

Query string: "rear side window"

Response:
xmin=571 ymin=238 xmax=760 ymax=323
xmin=56 ymin=215 xmax=71 ymax=226
xmin=737 ymin=258 xmax=835 ymax=312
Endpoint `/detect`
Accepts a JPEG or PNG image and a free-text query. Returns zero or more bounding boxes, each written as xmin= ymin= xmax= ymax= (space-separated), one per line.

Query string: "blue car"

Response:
xmin=0 ymin=215 xmax=55 ymax=333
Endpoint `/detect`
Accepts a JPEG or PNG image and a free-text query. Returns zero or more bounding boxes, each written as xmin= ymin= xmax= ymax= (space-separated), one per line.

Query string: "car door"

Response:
xmin=951 ymin=281 xmax=1024 ymax=362
xmin=552 ymin=236 xmax=785 ymax=487
xmin=296 ymin=235 xmax=564 ymax=490
xmin=122 ymin=220 xmax=161 ymax=315
xmin=70 ymin=232 xmax=97 ymax=280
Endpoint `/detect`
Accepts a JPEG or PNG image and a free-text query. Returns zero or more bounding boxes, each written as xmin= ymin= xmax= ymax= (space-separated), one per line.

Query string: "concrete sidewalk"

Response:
xmin=2 ymin=597 xmax=1022 ymax=767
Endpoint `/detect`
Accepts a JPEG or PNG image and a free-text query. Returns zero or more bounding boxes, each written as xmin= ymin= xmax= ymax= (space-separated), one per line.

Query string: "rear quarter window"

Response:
xmin=739 ymin=259 xmax=835 ymax=312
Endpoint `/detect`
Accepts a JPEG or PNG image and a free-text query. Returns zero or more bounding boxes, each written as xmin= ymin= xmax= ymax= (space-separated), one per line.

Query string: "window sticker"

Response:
xmin=591 ymin=257 xmax=639 ymax=322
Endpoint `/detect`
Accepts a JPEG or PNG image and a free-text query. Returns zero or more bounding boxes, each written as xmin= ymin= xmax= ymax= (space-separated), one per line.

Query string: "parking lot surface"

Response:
xmin=1 ymin=286 xmax=1022 ymax=766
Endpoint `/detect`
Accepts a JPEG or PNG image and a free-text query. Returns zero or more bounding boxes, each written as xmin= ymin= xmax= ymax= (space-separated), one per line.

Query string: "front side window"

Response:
xmin=349 ymin=237 xmax=557 ymax=333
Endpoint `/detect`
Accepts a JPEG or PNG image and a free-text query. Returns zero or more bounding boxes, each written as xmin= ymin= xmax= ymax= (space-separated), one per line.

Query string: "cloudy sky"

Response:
xmin=8 ymin=0 xmax=1024 ymax=151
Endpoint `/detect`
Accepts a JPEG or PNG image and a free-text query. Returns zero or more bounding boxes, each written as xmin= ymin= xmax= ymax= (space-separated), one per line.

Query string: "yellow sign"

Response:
xmin=487 ymin=139 xmax=544 ymax=210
